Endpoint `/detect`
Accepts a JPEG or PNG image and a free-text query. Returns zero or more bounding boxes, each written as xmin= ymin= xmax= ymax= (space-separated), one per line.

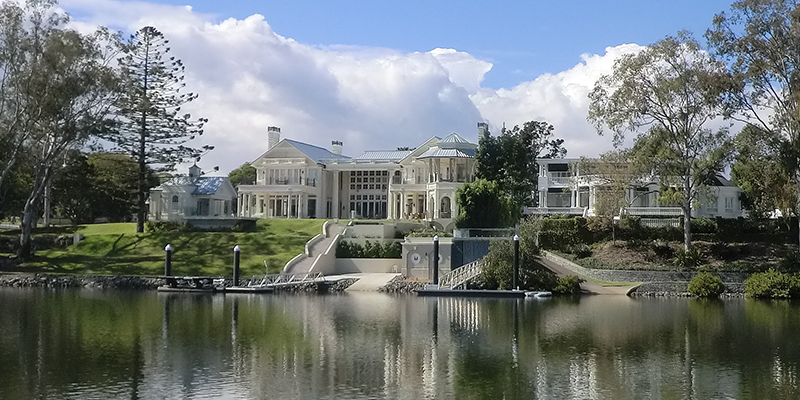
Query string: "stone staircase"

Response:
xmin=283 ymin=223 xmax=342 ymax=274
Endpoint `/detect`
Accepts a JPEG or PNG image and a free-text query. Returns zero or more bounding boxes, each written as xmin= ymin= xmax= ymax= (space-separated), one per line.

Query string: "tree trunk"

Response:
xmin=18 ymin=167 xmax=49 ymax=260
xmin=683 ymin=176 xmax=692 ymax=251
xmin=795 ymin=169 xmax=800 ymax=250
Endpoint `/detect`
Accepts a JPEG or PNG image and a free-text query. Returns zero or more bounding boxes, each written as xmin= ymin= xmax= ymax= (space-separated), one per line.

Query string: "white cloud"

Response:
xmin=472 ymin=44 xmax=644 ymax=159
xmin=61 ymin=0 xmax=640 ymax=174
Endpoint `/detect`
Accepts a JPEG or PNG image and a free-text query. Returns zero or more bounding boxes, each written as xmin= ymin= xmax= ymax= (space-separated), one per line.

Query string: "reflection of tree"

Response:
xmin=3 ymin=292 xmax=800 ymax=398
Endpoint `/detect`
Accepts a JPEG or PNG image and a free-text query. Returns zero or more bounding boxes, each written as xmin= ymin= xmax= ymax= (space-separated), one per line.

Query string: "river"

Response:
xmin=0 ymin=289 xmax=797 ymax=399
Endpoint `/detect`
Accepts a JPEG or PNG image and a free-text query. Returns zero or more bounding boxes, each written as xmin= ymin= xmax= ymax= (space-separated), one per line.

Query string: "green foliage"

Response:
xmin=110 ymin=26 xmax=209 ymax=233
xmin=691 ymin=218 xmax=718 ymax=234
xmin=552 ymin=275 xmax=585 ymax=295
xmin=52 ymin=152 xmax=159 ymax=224
xmin=454 ymin=179 xmax=516 ymax=228
xmin=649 ymin=240 xmax=675 ymax=260
xmin=673 ymin=247 xmax=704 ymax=270
xmin=568 ymin=244 xmax=592 ymax=259
xmin=475 ymin=121 xmax=565 ymax=207
xmin=336 ymin=240 xmax=402 ymax=258
xmin=145 ymin=221 xmax=187 ymax=233
xmin=707 ymin=0 xmax=800 ymax=250
xmin=405 ymin=227 xmax=451 ymax=238
xmin=589 ymin=32 xmax=733 ymax=250
xmin=777 ymin=249 xmax=800 ymax=273
xmin=730 ymin=126 xmax=796 ymax=218
xmin=228 ymin=163 xmax=256 ymax=188
xmin=745 ymin=269 xmax=800 ymax=299
xmin=478 ymin=238 xmax=554 ymax=291
xmin=688 ymin=272 xmax=725 ymax=298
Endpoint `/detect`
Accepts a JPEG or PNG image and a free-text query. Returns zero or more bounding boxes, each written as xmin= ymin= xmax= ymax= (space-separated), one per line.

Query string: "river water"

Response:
xmin=0 ymin=289 xmax=798 ymax=399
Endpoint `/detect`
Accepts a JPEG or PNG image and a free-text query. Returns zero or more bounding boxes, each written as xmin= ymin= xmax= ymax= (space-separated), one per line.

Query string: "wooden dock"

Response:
xmin=157 ymin=276 xmax=273 ymax=294
xmin=417 ymin=288 xmax=527 ymax=298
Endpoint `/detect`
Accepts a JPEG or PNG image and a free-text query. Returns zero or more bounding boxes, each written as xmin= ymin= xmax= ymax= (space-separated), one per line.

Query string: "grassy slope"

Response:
xmin=5 ymin=219 xmax=325 ymax=277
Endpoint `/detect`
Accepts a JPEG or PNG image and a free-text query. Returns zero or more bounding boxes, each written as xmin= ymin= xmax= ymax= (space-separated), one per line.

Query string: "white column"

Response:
xmin=433 ymin=189 xmax=439 ymax=219
xmin=333 ymin=172 xmax=340 ymax=220
xmin=299 ymin=193 xmax=304 ymax=218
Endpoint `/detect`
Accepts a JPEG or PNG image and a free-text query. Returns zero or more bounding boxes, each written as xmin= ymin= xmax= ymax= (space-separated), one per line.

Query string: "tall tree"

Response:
xmin=228 ymin=162 xmax=255 ymax=188
xmin=588 ymin=33 xmax=732 ymax=250
xmin=730 ymin=125 xmax=796 ymax=218
xmin=454 ymin=179 xmax=516 ymax=228
xmin=13 ymin=4 xmax=119 ymax=258
xmin=111 ymin=26 xmax=209 ymax=233
xmin=706 ymin=0 xmax=800 ymax=246
xmin=475 ymin=121 xmax=565 ymax=207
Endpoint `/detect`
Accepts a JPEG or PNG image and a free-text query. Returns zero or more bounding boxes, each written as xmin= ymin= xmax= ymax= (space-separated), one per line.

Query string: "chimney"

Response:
xmin=188 ymin=164 xmax=201 ymax=178
xmin=267 ymin=126 xmax=281 ymax=150
xmin=331 ymin=140 xmax=343 ymax=155
xmin=477 ymin=122 xmax=489 ymax=137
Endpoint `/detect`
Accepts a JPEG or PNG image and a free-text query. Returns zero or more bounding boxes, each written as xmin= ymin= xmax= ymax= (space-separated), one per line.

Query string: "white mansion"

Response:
xmin=234 ymin=124 xmax=745 ymax=229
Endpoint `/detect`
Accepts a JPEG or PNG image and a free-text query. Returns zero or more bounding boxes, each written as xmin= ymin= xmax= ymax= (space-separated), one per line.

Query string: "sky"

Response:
xmin=61 ymin=0 xmax=736 ymax=175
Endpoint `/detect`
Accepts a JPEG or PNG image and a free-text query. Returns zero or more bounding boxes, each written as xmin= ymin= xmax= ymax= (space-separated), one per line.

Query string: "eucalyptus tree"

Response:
xmin=706 ymin=0 xmax=800 ymax=247
xmin=0 ymin=1 xmax=121 ymax=258
xmin=588 ymin=33 xmax=732 ymax=250
xmin=111 ymin=26 xmax=209 ymax=233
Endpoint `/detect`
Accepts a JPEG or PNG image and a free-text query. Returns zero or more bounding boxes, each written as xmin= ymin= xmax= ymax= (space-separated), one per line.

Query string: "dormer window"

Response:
xmin=172 ymin=196 xmax=179 ymax=203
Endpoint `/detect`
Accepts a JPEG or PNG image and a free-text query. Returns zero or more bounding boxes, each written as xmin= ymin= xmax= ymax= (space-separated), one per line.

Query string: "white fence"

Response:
xmin=639 ymin=218 xmax=681 ymax=228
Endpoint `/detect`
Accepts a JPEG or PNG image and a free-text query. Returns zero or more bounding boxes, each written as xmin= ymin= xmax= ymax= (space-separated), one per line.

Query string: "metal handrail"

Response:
xmin=248 ymin=272 xmax=325 ymax=286
xmin=438 ymin=259 xmax=483 ymax=289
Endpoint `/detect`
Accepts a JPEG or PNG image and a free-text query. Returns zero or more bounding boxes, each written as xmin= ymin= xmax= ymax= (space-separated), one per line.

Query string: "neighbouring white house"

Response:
xmin=149 ymin=164 xmax=238 ymax=225
xmin=236 ymin=124 xmax=746 ymax=231
xmin=526 ymin=158 xmax=746 ymax=220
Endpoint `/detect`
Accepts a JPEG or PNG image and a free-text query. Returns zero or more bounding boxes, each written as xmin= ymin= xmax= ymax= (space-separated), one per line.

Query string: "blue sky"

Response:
xmin=62 ymin=0 xmax=738 ymax=173
xmin=130 ymin=0 xmax=734 ymax=89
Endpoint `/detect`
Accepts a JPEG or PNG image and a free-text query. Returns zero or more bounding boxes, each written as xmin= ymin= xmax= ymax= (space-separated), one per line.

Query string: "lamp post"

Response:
xmin=164 ymin=244 xmax=173 ymax=276
xmin=233 ymin=245 xmax=241 ymax=286
xmin=432 ymin=235 xmax=439 ymax=286
xmin=513 ymin=235 xmax=520 ymax=290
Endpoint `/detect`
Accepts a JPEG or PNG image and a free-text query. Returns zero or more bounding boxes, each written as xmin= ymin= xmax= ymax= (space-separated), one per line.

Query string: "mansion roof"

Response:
xmin=154 ymin=176 xmax=229 ymax=195
xmin=284 ymin=139 xmax=351 ymax=163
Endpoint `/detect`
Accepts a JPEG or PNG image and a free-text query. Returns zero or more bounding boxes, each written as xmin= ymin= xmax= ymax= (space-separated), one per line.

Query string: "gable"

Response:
xmin=251 ymin=140 xmax=316 ymax=166
xmin=399 ymin=136 xmax=441 ymax=164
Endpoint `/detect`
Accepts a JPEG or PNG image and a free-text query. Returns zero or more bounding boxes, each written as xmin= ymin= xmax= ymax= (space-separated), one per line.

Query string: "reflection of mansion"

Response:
xmin=236 ymin=124 xmax=745 ymax=229
xmin=237 ymin=126 xmax=479 ymax=231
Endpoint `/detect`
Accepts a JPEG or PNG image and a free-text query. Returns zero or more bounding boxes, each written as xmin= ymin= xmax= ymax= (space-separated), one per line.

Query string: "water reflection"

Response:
xmin=0 ymin=289 xmax=799 ymax=399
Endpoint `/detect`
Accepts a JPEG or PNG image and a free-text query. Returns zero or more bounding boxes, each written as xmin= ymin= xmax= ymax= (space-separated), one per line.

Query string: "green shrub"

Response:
xmin=478 ymin=240 xmax=557 ymax=290
xmin=777 ymin=249 xmax=800 ymax=272
xmin=673 ymin=247 xmax=704 ymax=270
xmin=569 ymin=243 xmax=592 ymax=259
xmin=691 ymin=218 xmax=718 ymax=234
xmin=146 ymin=221 xmax=185 ymax=233
xmin=745 ymin=269 xmax=800 ymax=298
xmin=688 ymin=272 xmax=725 ymax=298
xmin=405 ymin=227 xmax=451 ymax=238
xmin=649 ymin=240 xmax=675 ymax=259
xmin=553 ymin=275 xmax=585 ymax=295
xmin=335 ymin=240 xmax=402 ymax=258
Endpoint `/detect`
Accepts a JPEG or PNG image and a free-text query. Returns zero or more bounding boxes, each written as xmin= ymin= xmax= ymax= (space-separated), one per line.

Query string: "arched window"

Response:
xmin=440 ymin=196 xmax=451 ymax=218
xmin=172 ymin=195 xmax=179 ymax=203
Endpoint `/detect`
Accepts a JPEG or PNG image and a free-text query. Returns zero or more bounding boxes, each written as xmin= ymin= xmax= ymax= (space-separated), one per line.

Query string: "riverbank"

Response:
xmin=0 ymin=272 xmax=361 ymax=292
xmin=628 ymin=282 xmax=746 ymax=297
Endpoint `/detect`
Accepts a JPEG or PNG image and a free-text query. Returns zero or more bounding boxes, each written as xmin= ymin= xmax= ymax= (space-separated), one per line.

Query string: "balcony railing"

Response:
xmin=523 ymin=207 xmax=586 ymax=215
xmin=624 ymin=206 xmax=683 ymax=216
xmin=546 ymin=172 xmax=572 ymax=186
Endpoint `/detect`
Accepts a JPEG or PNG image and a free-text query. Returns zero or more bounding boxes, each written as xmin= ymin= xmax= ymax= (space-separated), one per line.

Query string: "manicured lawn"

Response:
xmin=9 ymin=220 xmax=326 ymax=277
